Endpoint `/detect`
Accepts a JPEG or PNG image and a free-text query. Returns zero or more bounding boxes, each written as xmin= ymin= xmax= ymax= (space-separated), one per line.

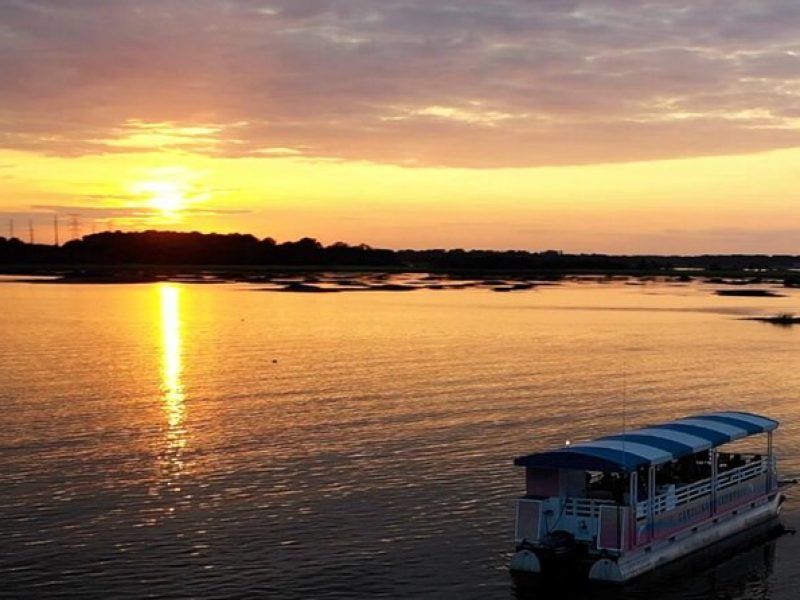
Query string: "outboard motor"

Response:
xmin=540 ymin=530 xmax=577 ymax=558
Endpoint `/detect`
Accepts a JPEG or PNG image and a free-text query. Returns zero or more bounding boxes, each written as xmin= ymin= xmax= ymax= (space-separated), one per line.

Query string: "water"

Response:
xmin=1 ymin=278 xmax=800 ymax=599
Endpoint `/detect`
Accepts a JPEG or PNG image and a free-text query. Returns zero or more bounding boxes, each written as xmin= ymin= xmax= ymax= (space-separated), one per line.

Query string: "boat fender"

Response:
xmin=588 ymin=558 xmax=624 ymax=582
xmin=510 ymin=549 xmax=541 ymax=574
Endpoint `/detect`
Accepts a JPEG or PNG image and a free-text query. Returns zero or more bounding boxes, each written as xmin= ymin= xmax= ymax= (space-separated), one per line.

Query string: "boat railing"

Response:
xmin=716 ymin=458 xmax=768 ymax=490
xmin=636 ymin=456 xmax=769 ymax=518
xmin=515 ymin=496 xmax=617 ymax=543
xmin=563 ymin=496 xmax=617 ymax=518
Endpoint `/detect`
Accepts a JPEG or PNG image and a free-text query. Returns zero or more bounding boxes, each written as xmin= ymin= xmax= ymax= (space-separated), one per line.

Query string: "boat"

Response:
xmin=510 ymin=411 xmax=784 ymax=582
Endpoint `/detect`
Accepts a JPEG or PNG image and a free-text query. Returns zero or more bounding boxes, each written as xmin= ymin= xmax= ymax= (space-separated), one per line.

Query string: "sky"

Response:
xmin=1 ymin=0 xmax=799 ymax=254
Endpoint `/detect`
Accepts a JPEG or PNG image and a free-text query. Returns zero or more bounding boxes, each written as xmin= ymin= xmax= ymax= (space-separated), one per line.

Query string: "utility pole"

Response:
xmin=28 ymin=219 xmax=34 ymax=244
xmin=8 ymin=218 xmax=14 ymax=240
xmin=53 ymin=215 xmax=60 ymax=247
xmin=68 ymin=214 xmax=80 ymax=241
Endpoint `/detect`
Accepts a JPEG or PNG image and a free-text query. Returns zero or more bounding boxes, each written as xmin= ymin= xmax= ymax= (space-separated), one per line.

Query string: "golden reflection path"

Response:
xmin=157 ymin=284 xmax=187 ymax=509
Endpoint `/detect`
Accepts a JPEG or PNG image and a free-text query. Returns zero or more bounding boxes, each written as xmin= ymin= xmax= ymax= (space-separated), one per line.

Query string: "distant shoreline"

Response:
xmin=1 ymin=264 xmax=798 ymax=289
xmin=2 ymin=231 xmax=800 ymax=285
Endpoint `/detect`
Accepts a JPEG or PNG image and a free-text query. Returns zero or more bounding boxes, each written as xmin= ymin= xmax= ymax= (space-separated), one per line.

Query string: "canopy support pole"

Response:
xmin=629 ymin=471 xmax=637 ymax=548
xmin=767 ymin=431 xmax=773 ymax=492
xmin=710 ymin=449 xmax=717 ymax=516
xmin=648 ymin=465 xmax=655 ymax=539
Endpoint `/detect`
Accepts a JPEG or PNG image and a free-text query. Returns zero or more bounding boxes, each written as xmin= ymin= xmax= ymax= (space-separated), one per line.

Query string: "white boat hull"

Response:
xmin=511 ymin=492 xmax=783 ymax=583
xmin=590 ymin=492 xmax=783 ymax=582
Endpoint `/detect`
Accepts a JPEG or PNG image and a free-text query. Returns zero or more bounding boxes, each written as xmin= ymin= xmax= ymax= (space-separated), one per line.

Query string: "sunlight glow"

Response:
xmin=129 ymin=166 xmax=209 ymax=220
xmin=141 ymin=180 xmax=188 ymax=216
xmin=5 ymin=144 xmax=800 ymax=253
xmin=101 ymin=120 xmax=223 ymax=150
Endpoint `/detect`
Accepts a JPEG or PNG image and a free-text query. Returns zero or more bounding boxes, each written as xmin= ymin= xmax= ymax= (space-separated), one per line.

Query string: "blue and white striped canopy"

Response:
xmin=514 ymin=411 xmax=778 ymax=473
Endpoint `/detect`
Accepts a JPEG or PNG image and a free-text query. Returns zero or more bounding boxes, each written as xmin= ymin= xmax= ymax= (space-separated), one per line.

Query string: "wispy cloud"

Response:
xmin=1 ymin=1 xmax=800 ymax=167
xmin=30 ymin=204 xmax=251 ymax=217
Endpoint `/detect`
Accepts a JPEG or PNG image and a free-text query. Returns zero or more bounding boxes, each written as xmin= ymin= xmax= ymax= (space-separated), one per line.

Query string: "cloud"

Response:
xmin=29 ymin=203 xmax=251 ymax=217
xmin=1 ymin=0 xmax=800 ymax=167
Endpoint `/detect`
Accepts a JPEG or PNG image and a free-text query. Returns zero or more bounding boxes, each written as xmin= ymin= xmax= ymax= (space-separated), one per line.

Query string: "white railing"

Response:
xmin=717 ymin=459 xmax=767 ymax=490
xmin=563 ymin=496 xmax=616 ymax=518
xmin=635 ymin=457 xmax=768 ymax=518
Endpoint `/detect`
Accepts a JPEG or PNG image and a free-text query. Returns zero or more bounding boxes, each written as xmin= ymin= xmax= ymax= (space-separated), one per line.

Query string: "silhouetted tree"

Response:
xmin=1 ymin=230 xmax=799 ymax=272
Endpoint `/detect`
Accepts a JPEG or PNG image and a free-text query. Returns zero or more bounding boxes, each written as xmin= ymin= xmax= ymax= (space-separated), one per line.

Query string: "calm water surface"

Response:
xmin=1 ymin=278 xmax=800 ymax=599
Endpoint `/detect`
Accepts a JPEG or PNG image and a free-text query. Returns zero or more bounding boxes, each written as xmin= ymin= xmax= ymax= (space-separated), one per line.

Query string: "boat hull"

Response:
xmin=511 ymin=491 xmax=784 ymax=583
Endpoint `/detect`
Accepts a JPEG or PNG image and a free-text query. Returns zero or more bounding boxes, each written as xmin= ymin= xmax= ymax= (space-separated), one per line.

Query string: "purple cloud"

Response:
xmin=1 ymin=0 xmax=799 ymax=167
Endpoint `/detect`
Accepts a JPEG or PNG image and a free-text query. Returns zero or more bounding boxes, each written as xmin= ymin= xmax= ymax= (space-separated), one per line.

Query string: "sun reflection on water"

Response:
xmin=156 ymin=284 xmax=188 ymax=512
xmin=162 ymin=285 xmax=185 ymax=431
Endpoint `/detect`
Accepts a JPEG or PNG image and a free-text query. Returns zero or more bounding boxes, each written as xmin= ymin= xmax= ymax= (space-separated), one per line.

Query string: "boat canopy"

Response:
xmin=514 ymin=411 xmax=778 ymax=473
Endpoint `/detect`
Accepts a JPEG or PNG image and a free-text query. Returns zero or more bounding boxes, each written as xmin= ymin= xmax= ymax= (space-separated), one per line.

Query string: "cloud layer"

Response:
xmin=2 ymin=0 xmax=800 ymax=167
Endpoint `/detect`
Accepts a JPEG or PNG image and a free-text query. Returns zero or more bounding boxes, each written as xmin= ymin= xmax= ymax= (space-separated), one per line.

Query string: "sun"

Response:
xmin=129 ymin=167 xmax=210 ymax=223
xmin=148 ymin=181 xmax=186 ymax=216
xmin=133 ymin=180 xmax=188 ymax=217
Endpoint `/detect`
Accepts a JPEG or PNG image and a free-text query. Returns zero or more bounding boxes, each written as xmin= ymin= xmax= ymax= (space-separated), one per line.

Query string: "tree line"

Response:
xmin=1 ymin=230 xmax=799 ymax=272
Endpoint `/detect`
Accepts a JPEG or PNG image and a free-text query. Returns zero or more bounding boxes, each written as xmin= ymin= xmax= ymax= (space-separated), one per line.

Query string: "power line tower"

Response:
xmin=68 ymin=213 xmax=81 ymax=241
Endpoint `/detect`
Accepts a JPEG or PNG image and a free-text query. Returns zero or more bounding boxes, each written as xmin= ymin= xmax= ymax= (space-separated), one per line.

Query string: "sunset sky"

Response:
xmin=1 ymin=0 xmax=799 ymax=253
